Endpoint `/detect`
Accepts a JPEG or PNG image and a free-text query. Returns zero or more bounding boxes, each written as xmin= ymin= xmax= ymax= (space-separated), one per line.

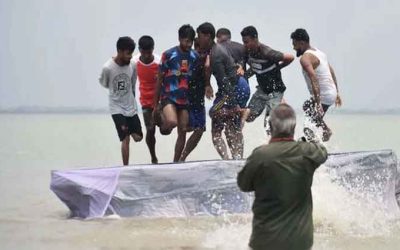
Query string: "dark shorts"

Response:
xmin=211 ymin=108 xmax=241 ymax=132
xmin=142 ymin=107 xmax=154 ymax=129
xmin=189 ymin=106 xmax=206 ymax=130
xmin=235 ymin=76 xmax=250 ymax=108
xmin=112 ymin=114 xmax=143 ymax=141
xmin=160 ymin=98 xmax=188 ymax=111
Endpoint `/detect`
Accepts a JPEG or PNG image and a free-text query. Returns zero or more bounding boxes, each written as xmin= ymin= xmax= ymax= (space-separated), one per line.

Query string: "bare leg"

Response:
xmin=121 ymin=134 xmax=130 ymax=166
xmin=162 ymin=104 xmax=178 ymax=131
xmin=146 ymin=128 xmax=157 ymax=163
xmin=143 ymin=111 xmax=158 ymax=163
xmin=225 ymin=124 xmax=242 ymax=159
xmin=180 ymin=128 xmax=204 ymax=161
xmin=212 ymin=129 xmax=229 ymax=160
xmin=174 ymin=109 xmax=188 ymax=162
xmin=236 ymin=130 xmax=244 ymax=159
xmin=241 ymin=108 xmax=251 ymax=128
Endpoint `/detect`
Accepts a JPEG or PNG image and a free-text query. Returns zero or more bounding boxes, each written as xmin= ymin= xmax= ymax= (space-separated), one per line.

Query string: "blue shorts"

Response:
xmin=189 ymin=106 xmax=206 ymax=130
xmin=235 ymin=76 xmax=250 ymax=108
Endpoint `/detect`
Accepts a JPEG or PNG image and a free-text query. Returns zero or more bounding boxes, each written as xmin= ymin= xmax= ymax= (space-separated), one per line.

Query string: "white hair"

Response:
xmin=269 ymin=104 xmax=296 ymax=137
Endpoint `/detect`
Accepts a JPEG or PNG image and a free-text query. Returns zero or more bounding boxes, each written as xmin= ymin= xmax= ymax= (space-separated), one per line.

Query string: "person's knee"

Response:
xmin=132 ymin=133 xmax=143 ymax=142
xmin=122 ymin=135 xmax=130 ymax=145
xmin=178 ymin=125 xmax=188 ymax=135
xmin=164 ymin=119 xmax=178 ymax=130
xmin=160 ymin=128 xmax=172 ymax=135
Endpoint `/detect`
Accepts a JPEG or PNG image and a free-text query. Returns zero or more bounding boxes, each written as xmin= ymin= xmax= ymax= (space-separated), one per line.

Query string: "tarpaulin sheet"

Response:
xmin=50 ymin=150 xmax=399 ymax=219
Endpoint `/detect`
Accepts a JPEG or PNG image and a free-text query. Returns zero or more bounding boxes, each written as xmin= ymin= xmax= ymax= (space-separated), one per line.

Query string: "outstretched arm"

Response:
xmin=329 ymin=64 xmax=342 ymax=107
xmin=278 ymin=53 xmax=295 ymax=69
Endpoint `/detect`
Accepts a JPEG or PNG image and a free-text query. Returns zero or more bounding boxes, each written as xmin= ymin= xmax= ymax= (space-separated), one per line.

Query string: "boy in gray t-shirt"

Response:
xmin=99 ymin=36 xmax=143 ymax=165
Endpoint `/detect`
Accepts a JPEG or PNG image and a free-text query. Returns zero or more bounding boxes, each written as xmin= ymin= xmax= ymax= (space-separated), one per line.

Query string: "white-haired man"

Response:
xmin=237 ymin=103 xmax=327 ymax=250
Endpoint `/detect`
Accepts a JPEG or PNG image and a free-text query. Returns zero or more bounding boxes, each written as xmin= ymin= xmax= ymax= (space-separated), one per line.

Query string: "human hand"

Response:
xmin=236 ymin=65 xmax=244 ymax=76
xmin=205 ymin=85 xmax=214 ymax=100
xmin=335 ymin=94 xmax=342 ymax=107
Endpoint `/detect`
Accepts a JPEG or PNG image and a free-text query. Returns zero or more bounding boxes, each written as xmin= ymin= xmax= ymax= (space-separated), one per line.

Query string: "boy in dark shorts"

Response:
xmin=133 ymin=35 xmax=162 ymax=163
xmin=153 ymin=24 xmax=199 ymax=162
xmin=179 ymin=38 xmax=212 ymax=161
xmin=99 ymin=36 xmax=143 ymax=165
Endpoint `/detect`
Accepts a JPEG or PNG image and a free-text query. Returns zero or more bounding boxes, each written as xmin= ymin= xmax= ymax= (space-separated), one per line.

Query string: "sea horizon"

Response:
xmin=2 ymin=106 xmax=400 ymax=115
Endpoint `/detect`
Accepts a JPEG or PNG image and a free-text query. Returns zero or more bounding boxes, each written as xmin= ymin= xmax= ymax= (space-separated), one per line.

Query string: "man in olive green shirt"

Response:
xmin=237 ymin=103 xmax=327 ymax=250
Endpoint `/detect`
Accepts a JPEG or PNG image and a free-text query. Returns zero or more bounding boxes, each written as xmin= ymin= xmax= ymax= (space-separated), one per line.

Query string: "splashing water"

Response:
xmin=201 ymin=163 xmax=400 ymax=249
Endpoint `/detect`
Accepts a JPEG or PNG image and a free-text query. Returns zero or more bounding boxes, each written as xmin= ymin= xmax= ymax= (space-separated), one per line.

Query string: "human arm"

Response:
xmin=300 ymin=54 xmax=322 ymax=106
xmin=303 ymin=142 xmax=328 ymax=167
xmin=152 ymin=70 xmax=163 ymax=109
xmin=131 ymin=64 xmax=138 ymax=96
xmin=213 ymin=47 xmax=237 ymax=95
xmin=329 ymin=64 xmax=342 ymax=107
xmin=204 ymin=54 xmax=214 ymax=100
xmin=277 ymin=53 xmax=295 ymax=69
xmin=99 ymin=67 xmax=109 ymax=89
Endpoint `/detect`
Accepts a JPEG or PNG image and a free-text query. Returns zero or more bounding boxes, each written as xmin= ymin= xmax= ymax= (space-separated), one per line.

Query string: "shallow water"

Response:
xmin=1 ymin=113 xmax=399 ymax=249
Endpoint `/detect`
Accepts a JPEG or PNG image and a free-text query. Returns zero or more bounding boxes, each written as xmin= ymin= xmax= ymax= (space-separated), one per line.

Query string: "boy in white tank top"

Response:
xmin=291 ymin=28 xmax=342 ymax=142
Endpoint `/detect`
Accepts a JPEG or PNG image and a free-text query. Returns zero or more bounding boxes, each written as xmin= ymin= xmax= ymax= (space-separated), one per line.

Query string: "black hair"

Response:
xmin=216 ymin=28 xmax=231 ymax=39
xmin=138 ymin=35 xmax=154 ymax=50
xmin=240 ymin=26 xmax=258 ymax=39
xmin=290 ymin=28 xmax=310 ymax=43
xmin=196 ymin=22 xmax=216 ymax=40
xmin=116 ymin=36 xmax=136 ymax=52
xmin=178 ymin=24 xmax=196 ymax=40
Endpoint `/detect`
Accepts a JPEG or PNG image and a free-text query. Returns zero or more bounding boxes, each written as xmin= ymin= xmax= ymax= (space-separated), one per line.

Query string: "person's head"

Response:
xmin=290 ymin=28 xmax=310 ymax=57
xmin=269 ymin=103 xmax=296 ymax=138
xmin=196 ymin=22 xmax=216 ymax=50
xmin=138 ymin=35 xmax=155 ymax=62
xmin=216 ymin=28 xmax=231 ymax=43
xmin=178 ymin=24 xmax=196 ymax=52
xmin=116 ymin=36 xmax=136 ymax=65
xmin=241 ymin=26 xmax=259 ymax=52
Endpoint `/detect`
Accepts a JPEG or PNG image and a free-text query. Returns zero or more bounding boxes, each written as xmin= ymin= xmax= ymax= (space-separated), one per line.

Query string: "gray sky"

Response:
xmin=1 ymin=0 xmax=399 ymax=110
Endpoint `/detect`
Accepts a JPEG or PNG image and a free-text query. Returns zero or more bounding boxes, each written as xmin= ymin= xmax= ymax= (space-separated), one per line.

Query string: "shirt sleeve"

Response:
xmin=159 ymin=52 xmax=169 ymax=75
xmin=264 ymin=47 xmax=284 ymax=63
xmin=303 ymin=142 xmax=328 ymax=168
xmin=213 ymin=46 xmax=238 ymax=96
xmin=99 ymin=66 xmax=109 ymax=88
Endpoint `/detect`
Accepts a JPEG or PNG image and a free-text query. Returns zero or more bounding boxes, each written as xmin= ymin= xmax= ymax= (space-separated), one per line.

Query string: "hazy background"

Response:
xmin=1 ymin=0 xmax=399 ymax=111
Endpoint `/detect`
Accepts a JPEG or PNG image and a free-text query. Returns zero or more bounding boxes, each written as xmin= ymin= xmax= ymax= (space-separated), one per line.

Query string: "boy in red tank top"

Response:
xmin=133 ymin=36 xmax=162 ymax=163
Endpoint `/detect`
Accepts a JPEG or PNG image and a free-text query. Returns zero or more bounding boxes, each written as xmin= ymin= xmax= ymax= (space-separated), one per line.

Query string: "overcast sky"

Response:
xmin=0 ymin=0 xmax=399 ymax=110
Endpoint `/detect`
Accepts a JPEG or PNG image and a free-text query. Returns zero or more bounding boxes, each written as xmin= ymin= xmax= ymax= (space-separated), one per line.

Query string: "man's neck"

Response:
xmin=113 ymin=56 xmax=125 ymax=66
xmin=140 ymin=55 xmax=154 ymax=64
xmin=269 ymin=136 xmax=294 ymax=143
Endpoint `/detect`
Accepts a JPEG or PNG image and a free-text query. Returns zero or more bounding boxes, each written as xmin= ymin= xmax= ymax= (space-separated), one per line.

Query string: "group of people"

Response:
xmin=99 ymin=22 xmax=341 ymax=166
xmin=99 ymin=22 xmax=341 ymax=250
